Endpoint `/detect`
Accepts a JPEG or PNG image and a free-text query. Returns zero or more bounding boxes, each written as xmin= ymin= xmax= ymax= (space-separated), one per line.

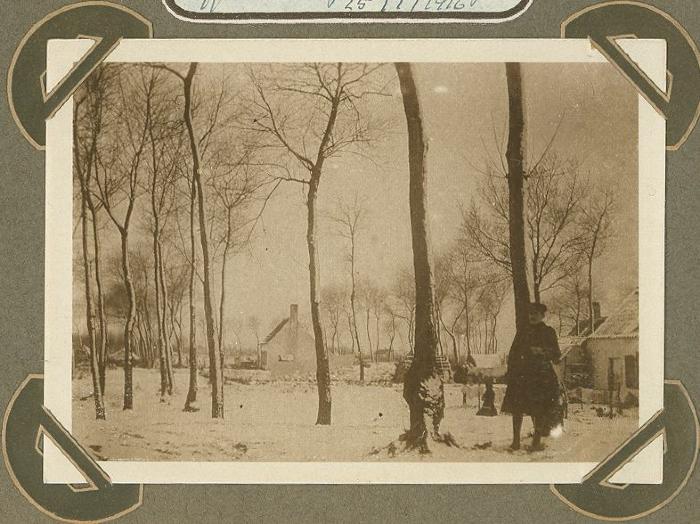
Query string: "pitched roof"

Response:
xmin=262 ymin=318 xmax=288 ymax=344
xmin=558 ymin=337 xmax=583 ymax=357
xmin=567 ymin=316 xmax=607 ymax=337
xmin=590 ymin=289 xmax=639 ymax=338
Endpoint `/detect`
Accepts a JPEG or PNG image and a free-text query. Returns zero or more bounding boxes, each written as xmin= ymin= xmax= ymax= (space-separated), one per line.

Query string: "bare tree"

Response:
xmin=164 ymin=259 xmax=188 ymax=368
xmin=462 ymin=67 xmax=589 ymax=327
xmin=74 ymin=93 xmax=106 ymax=420
xmin=93 ymin=65 xmax=153 ymax=410
xmin=155 ymin=63 xmax=225 ymax=418
xmin=344 ymin=304 xmax=356 ymax=355
xmin=392 ymin=268 xmax=416 ymax=354
xmin=140 ymin=67 xmax=184 ymax=399
xmin=548 ymin=269 xmax=589 ymax=335
xmin=74 ymin=67 xmax=116 ymax=397
xmin=446 ymin=239 xmax=480 ymax=363
xmin=170 ymin=129 xmax=200 ymax=412
xmin=433 ymin=250 xmax=464 ymax=365
xmin=227 ymin=315 xmax=245 ymax=359
xmin=370 ymin=285 xmax=388 ymax=358
xmin=129 ymin=245 xmax=156 ymax=368
xmin=321 ymin=284 xmax=346 ymax=355
xmin=577 ymin=187 xmax=615 ymax=333
xmin=504 ymin=63 xmax=531 ymax=330
xmin=357 ymin=280 xmax=388 ymax=361
xmin=383 ymin=301 xmax=399 ymax=360
xmin=472 ymin=276 xmax=508 ymax=354
xmin=466 ymin=156 xmax=586 ymax=301
xmin=183 ymin=171 xmax=199 ymax=411
xmin=525 ymin=158 xmax=586 ymax=301
xmin=164 ymin=149 xmax=202 ymax=410
xmin=395 ymin=62 xmax=453 ymax=452
xmin=164 ymin=67 xmax=251 ymax=411
xmin=156 ymin=64 xmax=274 ymax=415
xmin=329 ymin=194 xmax=367 ymax=377
xmin=357 ymin=278 xmax=378 ymax=363
xmin=248 ymin=63 xmax=388 ymax=424
xmin=210 ymin=156 xmax=270 ymax=374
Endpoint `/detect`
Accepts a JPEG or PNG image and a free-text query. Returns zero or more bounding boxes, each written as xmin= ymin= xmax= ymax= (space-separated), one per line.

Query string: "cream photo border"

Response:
xmin=44 ymin=38 xmax=666 ymax=484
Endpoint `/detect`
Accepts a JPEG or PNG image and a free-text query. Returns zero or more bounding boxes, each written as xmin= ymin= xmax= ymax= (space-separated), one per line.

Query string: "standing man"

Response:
xmin=501 ymin=302 xmax=563 ymax=451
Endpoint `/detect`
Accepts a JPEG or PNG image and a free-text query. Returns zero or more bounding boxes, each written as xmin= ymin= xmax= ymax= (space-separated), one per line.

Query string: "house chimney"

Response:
xmin=593 ymin=302 xmax=601 ymax=322
xmin=289 ymin=304 xmax=298 ymax=330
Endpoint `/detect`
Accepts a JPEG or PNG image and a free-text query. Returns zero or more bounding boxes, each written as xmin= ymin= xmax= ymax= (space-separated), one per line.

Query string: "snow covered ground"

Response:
xmin=72 ymin=367 xmax=638 ymax=463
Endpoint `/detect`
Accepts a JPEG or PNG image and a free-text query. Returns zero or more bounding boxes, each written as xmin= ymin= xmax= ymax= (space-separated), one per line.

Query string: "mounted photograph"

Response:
xmin=44 ymin=39 xmax=665 ymax=484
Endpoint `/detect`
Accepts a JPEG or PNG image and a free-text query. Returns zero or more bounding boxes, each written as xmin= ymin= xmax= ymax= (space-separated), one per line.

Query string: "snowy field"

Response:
xmin=72 ymin=367 xmax=638 ymax=463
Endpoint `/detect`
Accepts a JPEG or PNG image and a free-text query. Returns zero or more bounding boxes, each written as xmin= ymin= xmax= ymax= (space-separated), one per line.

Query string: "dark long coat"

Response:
xmin=501 ymin=322 xmax=563 ymax=434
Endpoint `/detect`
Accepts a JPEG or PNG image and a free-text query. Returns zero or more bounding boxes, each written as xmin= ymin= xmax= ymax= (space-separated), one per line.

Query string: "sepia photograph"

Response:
xmin=44 ymin=39 xmax=665 ymax=484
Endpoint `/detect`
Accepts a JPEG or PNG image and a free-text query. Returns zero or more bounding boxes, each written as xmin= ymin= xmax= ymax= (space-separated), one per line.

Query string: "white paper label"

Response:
xmin=165 ymin=0 xmax=532 ymax=22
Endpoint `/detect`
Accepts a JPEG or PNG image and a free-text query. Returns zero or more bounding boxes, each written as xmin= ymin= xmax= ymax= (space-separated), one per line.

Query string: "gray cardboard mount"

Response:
xmin=0 ymin=0 xmax=698 ymax=522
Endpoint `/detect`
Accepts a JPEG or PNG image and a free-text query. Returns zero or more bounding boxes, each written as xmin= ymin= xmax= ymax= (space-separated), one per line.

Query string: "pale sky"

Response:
xmin=74 ymin=61 xmax=639 ymax=350
xmin=226 ymin=62 xmax=638 ymax=341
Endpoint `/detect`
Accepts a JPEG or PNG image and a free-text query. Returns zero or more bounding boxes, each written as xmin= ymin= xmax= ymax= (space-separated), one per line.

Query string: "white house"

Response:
xmin=585 ymin=289 xmax=639 ymax=403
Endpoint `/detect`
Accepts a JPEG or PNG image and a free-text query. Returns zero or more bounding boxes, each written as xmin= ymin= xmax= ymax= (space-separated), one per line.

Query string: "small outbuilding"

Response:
xmin=259 ymin=304 xmax=317 ymax=378
xmin=559 ymin=290 xmax=639 ymax=404
xmin=586 ymin=289 xmax=639 ymax=403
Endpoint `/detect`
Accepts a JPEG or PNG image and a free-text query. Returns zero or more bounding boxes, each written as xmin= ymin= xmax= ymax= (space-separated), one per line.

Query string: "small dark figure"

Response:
xmin=477 ymin=378 xmax=498 ymax=416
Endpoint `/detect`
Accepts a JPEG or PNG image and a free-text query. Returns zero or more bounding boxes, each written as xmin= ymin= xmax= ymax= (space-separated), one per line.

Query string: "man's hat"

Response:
xmin=530 ymin=302 xmax=547 ymax=314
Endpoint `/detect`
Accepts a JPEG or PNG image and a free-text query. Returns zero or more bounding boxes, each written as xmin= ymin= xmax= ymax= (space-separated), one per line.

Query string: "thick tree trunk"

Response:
xmin=308 ymin=179 xmax=332 ymax=425
xmin=505 ymin=62 xmax=531 ymax=332
xmin=185 ymin=176 xmax=198 ymax=411
xmin=395 ymin=62 xmax=445 ymax=452
xmin=531 ymin=255 xmax=541 ymax=304
xmin=183 ymin=63 xmax=224 ymax=418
